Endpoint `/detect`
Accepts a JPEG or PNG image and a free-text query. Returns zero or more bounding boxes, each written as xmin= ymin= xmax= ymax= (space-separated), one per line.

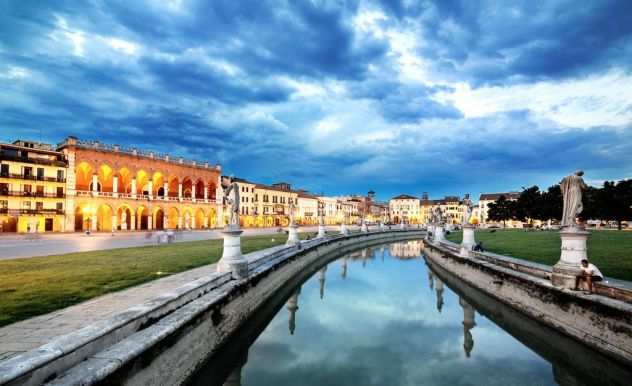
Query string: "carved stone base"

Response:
xmin=317 ymin=224 xmax=326 ymax=238
xmin=361 ymin=221 xmax=368 ymax=232
xmin=551 ymin=228 xmax=589 ymax=288
xmin=400 ymin=222 xmax=406 ymax=230
xmin=217 ymin=226 xmax=248 ymax=279
xmin=434 ymin=225 xmax=445 ymax=243
xmin=286 ymin=224 xmax=300 ymax=246
xmin=460 ymin=225 xmax=476 ymax=257
xmin=340 ymin=223 xmax=348 ymax=235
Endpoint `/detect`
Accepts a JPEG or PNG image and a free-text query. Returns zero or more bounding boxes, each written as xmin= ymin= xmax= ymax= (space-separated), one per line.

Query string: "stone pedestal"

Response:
xmin=361 ymin=221 xmax=368 ymax=233
xmin=400 ymin=221 xmax=406 ymax=230
xmin=434 ymin=225 xmax=445 ymax=243
xmin=379 ymin=222 xmax=385 ymax=231
xmin=286 ymin=224 xmax=300 ymax=246
xmin=551 ymin=228 xmax=589 ymax=288
xmin=460 ymin=225 xmax=476 ymax=257
xmin=317 ymin=223 xmax=326 ymax=238
xmin=427 ymin=224 xmax=435 ymax=240
xmin=217 ymin=226 xmax=248 ymax=279
xmin=340 ymin=223 xmax=348 ymax=235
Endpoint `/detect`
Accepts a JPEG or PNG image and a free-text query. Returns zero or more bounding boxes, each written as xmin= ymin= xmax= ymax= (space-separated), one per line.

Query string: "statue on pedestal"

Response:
xmin=288 ymin=201 xmax=296 ymax=226
xmin=462 ymin=196 xmax=474 ymax=225
xmin=222 ymin=177 xmax=240 ymax=228
xmin=433 ymin=207 xmax=444 ymax=224
xmin=560 ymin=171 xmax=587 ymax=228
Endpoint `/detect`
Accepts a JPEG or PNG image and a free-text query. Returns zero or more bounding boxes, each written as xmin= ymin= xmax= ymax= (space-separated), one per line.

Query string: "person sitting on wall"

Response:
xmin=575 ymin=259 xmax=604 ymax=294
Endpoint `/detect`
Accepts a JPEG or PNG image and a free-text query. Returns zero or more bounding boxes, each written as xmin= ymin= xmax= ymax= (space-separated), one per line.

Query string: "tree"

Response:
xmin=515 ymin=186 xmax=542 ymax=223
xmin=539 ymin=185 xmax=562 ymax=222
xmin=597 ymin=180 xmax=632 ymax=230
xmin=488 ymin=195 xmax=517 ymax=227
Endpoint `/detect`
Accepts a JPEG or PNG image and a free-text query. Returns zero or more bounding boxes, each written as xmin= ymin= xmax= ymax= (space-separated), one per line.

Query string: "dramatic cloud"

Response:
xmin=1 ymin=0 xmax=632 ymax=199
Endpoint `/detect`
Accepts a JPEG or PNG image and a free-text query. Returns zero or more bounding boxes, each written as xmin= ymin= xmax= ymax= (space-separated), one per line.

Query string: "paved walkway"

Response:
xmin=0 ymin=260 xmax=228 ymax=361
xmin=0 ymin=226 xmax=349 ymax=260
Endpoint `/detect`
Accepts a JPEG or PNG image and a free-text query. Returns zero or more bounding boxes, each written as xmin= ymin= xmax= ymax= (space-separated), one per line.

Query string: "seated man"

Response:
xmin=575 ymin=259 xmax=604 ymax=293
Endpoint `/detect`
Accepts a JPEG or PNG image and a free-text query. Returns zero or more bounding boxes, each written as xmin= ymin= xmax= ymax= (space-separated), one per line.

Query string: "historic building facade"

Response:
xmin=389 ymin=194 xmax=422 ymax=224
xmin=0 ymin=140 xmax=68 ymax=232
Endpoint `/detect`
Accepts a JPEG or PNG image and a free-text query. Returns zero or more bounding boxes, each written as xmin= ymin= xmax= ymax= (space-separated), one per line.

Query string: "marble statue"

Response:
xmin=433 ymin=207 xmax=444 ymax=224
xmin=560 ymin=171 xmax=587 ymax=228
xmin=222 ymin=177 xmax=240 ymax=227
xmin=462 ymin=196 xmax=474 ymax=225
xmin=318 ymin=201 xmax=325 ymax=225
xmin=288 ymin=201 xmax=296 ymax=225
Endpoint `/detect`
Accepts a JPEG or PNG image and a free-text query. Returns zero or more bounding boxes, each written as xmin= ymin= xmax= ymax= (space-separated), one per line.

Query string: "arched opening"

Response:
xmin=152 ymin=172 xmax=165 ymax=197
xmin=136 ymin=206 xmax=149 ymax=230
xmin=195 ymin=179 xmax=205 ymax=200
xmin=136 ymin=170 xmax=149 ymax=196
xmin=182 ymin=208 xmax=193 ymax=229
xmin=97 ymin=204 xmax=113 ymax=232
xmin=255 ymin=215 xmax=265 ymax=228
xmin=207 ymin=181 xmax=217 ymax=200
xmin=76 ymin=162 xmax=94 ymax=191
xmin=266 ymin=216 xmax=274 ymax=227
xmin=117 ymin=205 xmax=132 ymax=231
xmin=118 ymin=167 xmax=133 ymax=194
xmin=74 ymin=206 xmax=85 ymax=231
xmin=89 ymin=180 xmax=101 ymax=192
xmin=182 ymin=177 xmax=193 ymax=199
xmin=168 ymin=176 xmax=179 ymax=198
xmin=98 ymin=165 xmax=114 ymax=193
xmin=153 ymin=207 xmax=165 ymax=230
xmin=195 ymin=208 xmax=206 ymax=229
xmin=207 ymin=208 xmax=217 ymax=228
xmin=167 ymin=207 xmax=179 ymax=229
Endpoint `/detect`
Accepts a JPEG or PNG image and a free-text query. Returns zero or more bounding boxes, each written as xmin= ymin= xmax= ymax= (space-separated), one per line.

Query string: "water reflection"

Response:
xmin=189 ymin=241 xmax=632 ymax=386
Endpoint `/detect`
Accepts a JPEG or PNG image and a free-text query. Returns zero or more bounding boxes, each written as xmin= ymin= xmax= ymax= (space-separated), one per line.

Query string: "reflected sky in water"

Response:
xmin=190 ymin=241 xmax=627 ymax=386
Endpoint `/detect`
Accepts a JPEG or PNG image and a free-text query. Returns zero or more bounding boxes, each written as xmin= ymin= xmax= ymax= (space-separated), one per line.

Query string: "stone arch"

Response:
xmin=153 ymin=206 xmax=165 ymax=230
xmin=136 ymin=205 xmax=150 ymax=230
xmin=182 ymin=177 xmax=193 ymax=199
xmin=98 ymin=164 xmax=114 ymax=193
xmin=194 ymin=208 xmax=206 ymax=229
xmin=74 ymin=205 xmax=85 ymax=231
xmin=207 ymin=181 xmax=217 ymax=200
xmin=152 ymin=171 xmax=165 ymax=197
xmin=76 ymin=162 xmax=94 ymax=191
xmin=97 ymin=204 xmax=113 ymax=232
xmin=167 ymin=207 xmax=179 ymax=229
xmin=136 ymin=170 xmax=149 ymax=196
xmin=168 ymin=176 xmax=179 ymax=198
xmin=195 ymin=179 xmax=205 ymax=200
xmin=117 ymin=204 xmax=133 ymax=231
xmin=118 ymin=167 xmax=133 ymax=194
xmin=207 ymin=207 xmax=217 ymax=228
xmin=182 ymin=207 xmax=194 ymax=229
xmin=266 ymin=216 xmax=274 ymax=227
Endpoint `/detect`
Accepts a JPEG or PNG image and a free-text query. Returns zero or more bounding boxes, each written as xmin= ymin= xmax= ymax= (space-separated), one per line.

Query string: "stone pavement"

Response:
xmin=0 ymin=225 xmax=354 ymax=261
xmin=0 ymin=261 xmax=227 ymax=361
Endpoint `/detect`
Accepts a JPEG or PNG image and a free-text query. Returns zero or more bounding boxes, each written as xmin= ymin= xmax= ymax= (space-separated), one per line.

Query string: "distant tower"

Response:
xmin=459 ymin=297 xmax=476 ymax=358
xmin=287 ymin=287 xmax=301 ymax=335
xmin=422 ymin=192 xmax=429 ymax=201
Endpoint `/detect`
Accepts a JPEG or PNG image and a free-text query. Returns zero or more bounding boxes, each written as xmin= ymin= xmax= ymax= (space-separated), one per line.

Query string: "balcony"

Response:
xmin=0 ymin=190 xmax=65 ymax=198
xmin=20 ymin=208 xmax=65 ymax=215
xmin=0 ymin=172 xmax=66 ymax=183
xmin=0 ymin=153 xmax=68 ymax=167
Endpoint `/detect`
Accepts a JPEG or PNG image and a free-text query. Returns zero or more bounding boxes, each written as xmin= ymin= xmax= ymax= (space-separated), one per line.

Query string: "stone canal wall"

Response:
xmin=0 ymin=229 xmax=424 ymax=386
xmin=423 ymin=239 xmax=632 ymax=366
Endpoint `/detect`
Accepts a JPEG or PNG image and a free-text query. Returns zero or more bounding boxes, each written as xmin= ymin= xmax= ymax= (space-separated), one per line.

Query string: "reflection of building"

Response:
xmin=0 ymin=140 xmax=68 ymax=232
xmin=435 ymin=279 xmax=444 ymax=313
xmin=459 ymin=297 xmax=476 ymax=358
xmin=318 ymin=265 xmax=327 ymax=299
xmin=287 ymin=287 xmax=301 ymax=335
xmin=388 ymin=240 xmax=422 ymax=259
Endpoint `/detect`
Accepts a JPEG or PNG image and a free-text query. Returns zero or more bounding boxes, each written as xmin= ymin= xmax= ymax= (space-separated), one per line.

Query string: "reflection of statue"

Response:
xmin=341 ymin=257 xmax=348 ymax=280
xmin=560 ymin=171 xmax=587 ymax=228
xmin=435 ymin=279 xmax=444 ymax=313
xmin=460 ymin=297 xmax=476 ymax=358
xmin=462 ymin=196 xmax=474 ymax=225
xmin=428 ymin=270 xmax=434 ymax=290
xmin=318 ymin=266 xmax=327 ymax=299
xmin=287 ymin=287 xmax=301 ymax=335
xmin=222 ymin=177 xmax=240 ymax=228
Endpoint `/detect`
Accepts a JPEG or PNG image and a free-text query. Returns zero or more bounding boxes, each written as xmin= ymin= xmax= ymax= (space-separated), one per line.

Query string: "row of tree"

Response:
xmin=487 ymin=179 xmax=632 ymax=230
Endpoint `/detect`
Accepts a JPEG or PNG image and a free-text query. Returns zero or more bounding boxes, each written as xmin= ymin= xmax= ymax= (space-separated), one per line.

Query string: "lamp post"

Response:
xmin=83 ymin=206 xmax=95 ymax=235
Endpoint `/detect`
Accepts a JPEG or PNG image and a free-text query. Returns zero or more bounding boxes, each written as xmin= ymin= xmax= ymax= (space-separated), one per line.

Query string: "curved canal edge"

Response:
xmin=422 ymin=240 xmax=632 ymax=367
xmin=0 ymin=230 xmax=424 ymax=386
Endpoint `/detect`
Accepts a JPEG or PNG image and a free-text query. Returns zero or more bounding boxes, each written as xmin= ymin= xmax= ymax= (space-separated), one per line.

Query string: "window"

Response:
xmin=37 ymin=168 xmax=44 ymax=179
xmin=56 ymin=202 xmax=63 ymax=211
xmin=272 ymin=196 xmax=277 ymax=203
xmin=0 ymin=183 xmax=7 ymax=195
xmin=22 ymin=201 xmax=31 ymax=209
xmin=36 ymin=186 xmax=44 ymax=196
xmin=23 ymin=184 xmax=32 ymax=193
xmin=56 ymin=187 xmax=64 ymax=197
xmin=57 ymin=170 xmax=64 ymax=181
xmin=23 ymin=166 xmax=32 ymax=177
xmin=0 ymin=164 xmax=8 ymax=177
xmin=36 ymin=202 xmax=43 ymax=211
xmin=0 ymin=200 xmax=7 ymax=209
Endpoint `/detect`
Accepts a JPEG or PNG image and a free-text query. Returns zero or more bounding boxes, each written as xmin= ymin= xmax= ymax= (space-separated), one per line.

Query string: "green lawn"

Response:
xmin=0 ymin=232 xmax=316 ymax=327
xmin=446 ymin=229 xmax=632 ymax=281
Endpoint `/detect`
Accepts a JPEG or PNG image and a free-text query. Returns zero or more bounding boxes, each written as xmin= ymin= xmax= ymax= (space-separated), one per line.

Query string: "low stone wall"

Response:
xmin=423 ymin=240 xmax=632 ymax=366
xmin=0 ymin=229 xmax=423 ymax=386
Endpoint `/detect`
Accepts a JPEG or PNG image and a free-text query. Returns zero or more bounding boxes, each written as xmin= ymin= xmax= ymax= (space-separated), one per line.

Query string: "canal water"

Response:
xmin=188 ymin=240 xmax=630 ymax=386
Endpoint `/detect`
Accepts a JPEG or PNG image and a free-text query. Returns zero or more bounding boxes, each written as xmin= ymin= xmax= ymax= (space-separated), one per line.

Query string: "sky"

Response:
xmin=1 ymin=0 xmax=632 ymax=201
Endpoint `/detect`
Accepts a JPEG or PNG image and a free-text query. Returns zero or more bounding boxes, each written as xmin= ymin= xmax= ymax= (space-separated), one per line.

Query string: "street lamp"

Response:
xmin=83 ymin=206 xmax=95 ymax=235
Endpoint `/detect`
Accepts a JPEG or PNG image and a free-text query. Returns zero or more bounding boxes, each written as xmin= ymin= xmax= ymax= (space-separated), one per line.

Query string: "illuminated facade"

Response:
xmin=389 ymin=194 xmax=421 ymax=224
xmin=0 ymin=140 xmax=68 ymax=233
